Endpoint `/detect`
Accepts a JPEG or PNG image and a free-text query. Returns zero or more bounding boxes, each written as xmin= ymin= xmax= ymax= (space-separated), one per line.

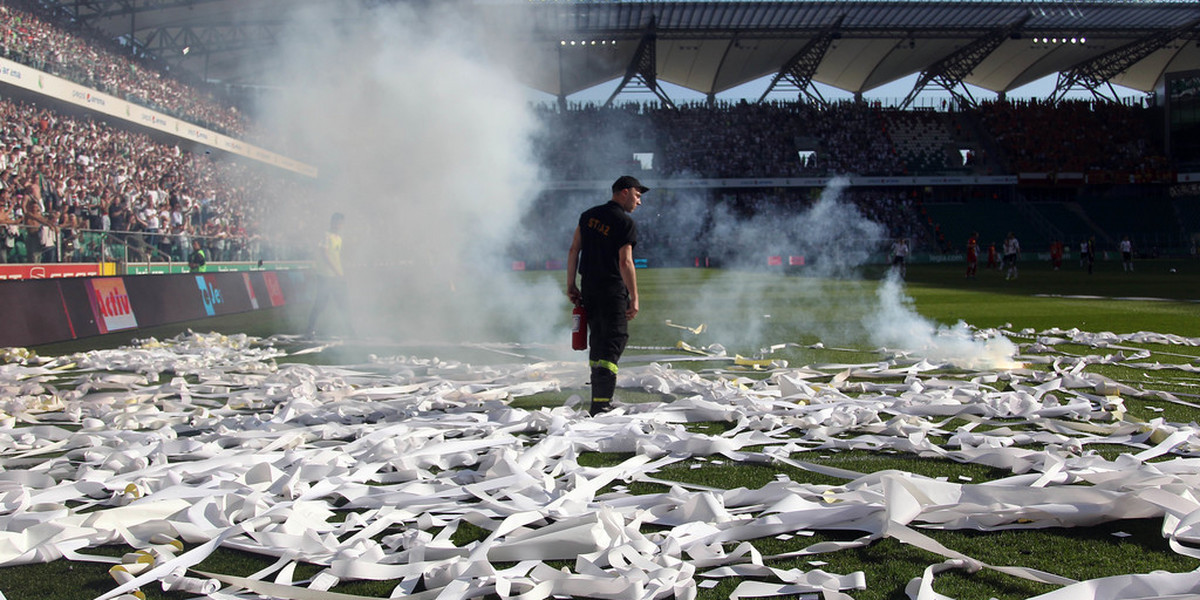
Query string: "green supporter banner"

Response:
xmin=123 ymin=261 xmax=310 ymax=275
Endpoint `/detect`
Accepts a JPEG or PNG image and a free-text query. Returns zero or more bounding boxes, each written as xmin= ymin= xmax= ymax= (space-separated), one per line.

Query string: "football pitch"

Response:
xmin=3 ymin=259 xmax=1200 ymax=600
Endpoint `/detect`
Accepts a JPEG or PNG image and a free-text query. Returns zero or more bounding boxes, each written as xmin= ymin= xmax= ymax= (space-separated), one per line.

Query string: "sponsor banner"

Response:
xmin=123 ymin=271 xmax=249 ymax=324
xmin=788 ymin=255 xmax=806 ymax=266
xmin=545 ymin=260 xmax=564 ymax=270
xmin=263 ymin=272 xmax=287 ymax=307
xmin=767 ymin=255 xmax=783 ymax=266
xmin=283 ymin=271 xmax=310 ymax=303
xmin=0 ymin=280 xmax=78 ymax=346
xmin=0 ymin=263 xmax=105 ymax=280
xmin=0 ymin=56 xmax=315 ymax=177
xmin=197 ymin=275 xmax=217 ymax=316
xmin=924 ymin=253 xmax=965 ymax=263
xmin=242 ymin=273 xmax=260 ymax=310
xmin=245 ymin=271 xmax=274 ymax=309
xmin=123 ymin=274 xmax=208 ymax=325
xmin=86 ymin=278 xmax=138 ymax=334
xmin=196 ymin=274 xmax=228 ymax=316
xmin=0 ymin=270 xmax=306 ymax=346
xmin=511 ymin=261 xmax=526 ymax=271
xmin=60 ymin=279 xmax=102 ymax=339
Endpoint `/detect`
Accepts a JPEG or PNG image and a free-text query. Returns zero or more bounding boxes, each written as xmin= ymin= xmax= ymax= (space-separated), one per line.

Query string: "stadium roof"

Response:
xmin=39 ymin=0 xmax=1200 ymax=105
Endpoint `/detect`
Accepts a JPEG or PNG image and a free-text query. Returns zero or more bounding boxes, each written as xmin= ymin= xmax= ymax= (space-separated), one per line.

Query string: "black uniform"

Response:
xmin=577 ymin=200 xmax=638 ymax=408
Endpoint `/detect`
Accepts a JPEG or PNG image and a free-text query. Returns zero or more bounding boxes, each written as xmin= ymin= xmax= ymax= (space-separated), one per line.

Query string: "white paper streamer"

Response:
xmin=1 ymin=329 xmax=1199 ymax=600
xmin=161 ymin=567 xmax=220 ymax=594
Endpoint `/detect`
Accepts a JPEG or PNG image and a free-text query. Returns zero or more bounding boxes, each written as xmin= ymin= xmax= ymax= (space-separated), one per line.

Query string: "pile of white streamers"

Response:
xmin=1 ymin=328 xmax=1200 ymax=600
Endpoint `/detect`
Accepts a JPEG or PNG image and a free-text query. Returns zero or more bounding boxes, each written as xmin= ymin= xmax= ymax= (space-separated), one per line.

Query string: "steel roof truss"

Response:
xmin=757 ymin=16 xmax=844 ymax=105
xmin=1051 ymin=18 xmax=1200 ymax=104
xmin=605 ymin=17 xmax=676 ymax=109
xmin=56 ymin=0 xmax=230 ymax=24
xmin=901 ymin=15 xmax=1031 ymax=109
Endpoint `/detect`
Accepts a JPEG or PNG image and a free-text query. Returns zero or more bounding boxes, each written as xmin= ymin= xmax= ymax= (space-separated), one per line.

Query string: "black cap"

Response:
xmin=612 ymin=175 xmax=649 ymax=194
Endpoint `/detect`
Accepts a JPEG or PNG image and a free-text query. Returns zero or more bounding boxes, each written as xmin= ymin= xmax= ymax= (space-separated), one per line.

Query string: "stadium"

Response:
xmin=1 ymin=1 xmax=1200 ymax=599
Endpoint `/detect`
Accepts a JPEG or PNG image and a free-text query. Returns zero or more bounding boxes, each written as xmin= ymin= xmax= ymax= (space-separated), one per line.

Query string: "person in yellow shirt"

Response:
xmin=187 ymin=239 xmax=207 ymax=273
xmin=306 ymin=213 xmax=355 ymax=338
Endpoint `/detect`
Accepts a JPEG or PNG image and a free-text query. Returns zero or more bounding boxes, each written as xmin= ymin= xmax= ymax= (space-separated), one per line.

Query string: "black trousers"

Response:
xmin=584 ymin=292 xmax=629 ymax=401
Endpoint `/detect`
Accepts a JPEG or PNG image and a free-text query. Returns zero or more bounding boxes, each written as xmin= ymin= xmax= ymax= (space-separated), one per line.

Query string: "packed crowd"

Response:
xmin=534 ymin=98 xmax=1168 ymax=181
xmin=976 ymin=98 xmax=1171 ymax=178
xmin=533 ymin=100 xmax=911 ymax=179
xmin=3 ymin=90 xmax=1175 ymax=267
xmin=0 ymin=2 xmax=1182 ymax=271
xmin=0 ymin=96 xmax=304 ymax=265
xmin=647 ymin=101 xmax=821 ymax=178
xmin=0 ymin=1 xmax=257 ymax=143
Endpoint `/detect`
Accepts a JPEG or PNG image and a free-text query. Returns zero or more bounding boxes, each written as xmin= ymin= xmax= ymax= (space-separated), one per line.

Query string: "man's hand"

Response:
xmin=626 ymin=298 xmax=639 ymax=320
xmin=567 ymin=283 xmax=581 ymax=305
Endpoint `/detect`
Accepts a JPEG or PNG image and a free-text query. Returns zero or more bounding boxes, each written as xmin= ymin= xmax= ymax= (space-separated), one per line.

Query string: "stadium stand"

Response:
xmin=1 ymin=0 xmax=1194 ymax=270
xmin=880 ymin=109 xmax=962 ymax=174
xmin=1024 ymin=201 xmax=1093 ymax=244
xmin=534 ymin=98 xmax=1171 ymax=183
xmin=528 ymin=97 xmax=1187 ymax=260
xmin=0 ymin=94 xmax=304 ymax=265
xmin=1174 ymin=189 xmax=1200 ymax=246
xmin=1074 ymin=196 xmax=1182 ymax=253
xmin=3 ymin=79 xmax=1188 ymax=267
xmin=975 ymin=98 xmax=1171 ymax=178
xmin=0 ymin=0 xmax=261 ymax=143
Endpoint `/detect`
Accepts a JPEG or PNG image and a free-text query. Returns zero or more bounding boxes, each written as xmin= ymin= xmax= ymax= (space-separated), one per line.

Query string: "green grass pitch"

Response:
xmin=3 ymin=258 xmax=1199 ymax=600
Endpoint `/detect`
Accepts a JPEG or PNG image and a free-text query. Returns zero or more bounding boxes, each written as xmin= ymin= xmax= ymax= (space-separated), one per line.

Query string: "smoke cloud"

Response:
xmin=645 ymin=177 xmax=1018 ymax=369
xmin=865 ymin=272 xmax=1021 ymax=369
xmin=653 ymin=178 xmax=887 ymax=349
xmin=258 ymin=2 xmax=560 ymax=344
xmin=250 ymin=4 xmax=1017 ymax=368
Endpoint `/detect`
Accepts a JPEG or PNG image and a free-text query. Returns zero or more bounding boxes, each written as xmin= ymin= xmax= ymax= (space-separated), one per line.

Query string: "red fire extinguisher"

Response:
xmin=571 ymin=303 xmax=588 ymax=351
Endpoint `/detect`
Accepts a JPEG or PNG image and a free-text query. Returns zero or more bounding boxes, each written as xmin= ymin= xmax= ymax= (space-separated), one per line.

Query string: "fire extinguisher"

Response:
xmin=571 ymin=302 xmax=588 ymax=351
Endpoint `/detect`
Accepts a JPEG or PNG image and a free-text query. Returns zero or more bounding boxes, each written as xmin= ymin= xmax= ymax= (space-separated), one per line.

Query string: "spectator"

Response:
xmin=0 ymin=95 xmax=312 ymax=264
xmin=0 ymin=0 xmax=290 ymax=150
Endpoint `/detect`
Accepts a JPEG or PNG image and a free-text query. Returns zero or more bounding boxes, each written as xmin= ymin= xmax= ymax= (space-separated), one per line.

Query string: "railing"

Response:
xmin=0 ymin=225 xmax=299 ymax=267
xmin=551 ymin=93 xmax=1154 ymax=113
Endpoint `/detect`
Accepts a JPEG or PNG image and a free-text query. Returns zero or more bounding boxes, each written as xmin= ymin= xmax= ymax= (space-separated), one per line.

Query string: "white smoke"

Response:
xmin=249 ymin=3 xmax=1020 ymax=367
xmin=866 ymin=271 xmax=1021 ymax=369
xmin=669 ymin=177 xmax=887 ymax=348
xmin=664 ymin=177 xmax=1019 ymax=369
xmin=258 ymin=3 xmax=561 ymax=343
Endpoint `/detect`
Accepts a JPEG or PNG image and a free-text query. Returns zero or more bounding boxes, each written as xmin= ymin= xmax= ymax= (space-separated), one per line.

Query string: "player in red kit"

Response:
xmin=966 ymin=233 xmax=978 ymax=278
